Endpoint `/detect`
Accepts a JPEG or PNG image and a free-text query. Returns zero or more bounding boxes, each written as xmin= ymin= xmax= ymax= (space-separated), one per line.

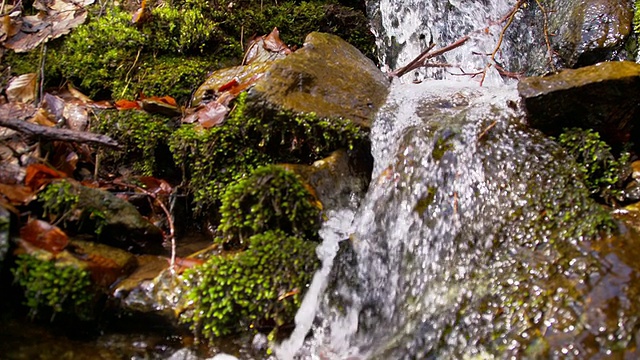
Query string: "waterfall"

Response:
xmin=275 ymin=1 xmax=533 ymax=358
xmin=372 ymin=0 xmax=516 ymax=85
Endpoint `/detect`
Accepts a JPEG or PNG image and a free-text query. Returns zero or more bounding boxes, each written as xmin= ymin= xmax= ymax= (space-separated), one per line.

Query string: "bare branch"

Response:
xmin=0 ymin=105 xmax=119 ymax=148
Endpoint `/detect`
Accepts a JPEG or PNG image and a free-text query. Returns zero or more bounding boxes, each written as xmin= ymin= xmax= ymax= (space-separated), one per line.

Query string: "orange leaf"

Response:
xmin=19 ymin=219 xmax=69 ymax=253
xmin=24 ymin=164 xmax=64 ymax=190
xmin=218 ymin=78 xmax=239 ymax=93
xmin=115 ymin=99 xmax=141 ymax=110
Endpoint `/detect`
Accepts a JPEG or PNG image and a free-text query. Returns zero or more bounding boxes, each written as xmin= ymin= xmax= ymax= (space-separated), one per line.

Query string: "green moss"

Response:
xmin=218 ymin=165 xmax=321 ymax=249
xmin=11 ymin=254 xmax=94 ymax=320
xmin=39 ymin=180 xmax=109 ymax=236
xmin=169 ymin=92 xmax=367 ymax=212
xmin=556 ymin=128 xmax=629 ymax=202
xmin=182 ymin=230 xmax=319 ymax=339
xmin=94 ymin=109 xmax=175 ymax=176
xmin=4 ymin=0 xmax=375 ymax=100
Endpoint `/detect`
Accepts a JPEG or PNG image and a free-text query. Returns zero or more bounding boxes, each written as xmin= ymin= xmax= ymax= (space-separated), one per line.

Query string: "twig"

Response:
xmin=114 ymin=181 xmax=177 ymax=272
xmin=390 ymin=0 xmax=526 ymax=80
xmin=479 ymin=0 xmax=523 ymax=86
xmin=534 ymin=0 xmax=556 ymax=71
xmin=38 ymin=44 xmax=47 ymax=105
xmin=478 ymin=120 xmax=498 ymax=140
xmin=0 ymin=107 xmax=120 ymax=148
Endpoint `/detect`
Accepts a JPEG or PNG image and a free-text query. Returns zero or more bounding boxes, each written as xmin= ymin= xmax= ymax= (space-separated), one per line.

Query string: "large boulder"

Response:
xmin=518 ymin=61 xmax=640 ymax=144
xmin=246 ymin=32 xmax=389 ymax=128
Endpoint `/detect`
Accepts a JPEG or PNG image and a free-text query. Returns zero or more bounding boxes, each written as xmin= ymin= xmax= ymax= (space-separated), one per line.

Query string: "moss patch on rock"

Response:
xmin=182 ymin=230 xmax=319 ymax=340
xmin=4 ymin=0 xmax=376 ymax=102
xmin=11 ymin=253 xmax=94 ymax=320
xmin=556 ymin=127 xmax=629 ymax=203
xmin=169 ymin=92 xmax=368 ymax=213
xmin=218 ymin=165 xmax=321 ymax=249
xmin=94 ymin=109 xmax=176 ymax=177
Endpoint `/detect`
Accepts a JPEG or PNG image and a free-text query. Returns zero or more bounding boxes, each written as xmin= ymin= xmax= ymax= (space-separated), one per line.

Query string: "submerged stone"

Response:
xmin=518 ymin=61 xmax=640 ymax=145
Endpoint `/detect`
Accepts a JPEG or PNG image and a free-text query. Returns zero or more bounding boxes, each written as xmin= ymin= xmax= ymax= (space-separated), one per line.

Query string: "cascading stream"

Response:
xmin=277 ymin=1 xmax=633 ymax=359
xmin=275 ymin=1 xmax=530 ymax=358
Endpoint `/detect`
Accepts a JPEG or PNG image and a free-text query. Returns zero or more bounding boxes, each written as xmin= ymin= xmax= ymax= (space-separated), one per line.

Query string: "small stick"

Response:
xmin=0 ymin=114 xmax=120 ymax=148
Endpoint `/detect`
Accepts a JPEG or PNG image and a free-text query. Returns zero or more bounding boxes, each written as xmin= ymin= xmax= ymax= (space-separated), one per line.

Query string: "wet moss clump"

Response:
xmin=218 ymin=165 xmax=321 ymax=249
xmin=11 ymin=254 xmax=94 ymax=320
xmin=556 ymin=127 xmax=629 ymax=202
xmin=182 ymin=230 xmax=319 ymax=340
xmin=169 ymin=92 xmax=368 ymax=212
xmin=94 ymin=109 xmax=176 ymax=176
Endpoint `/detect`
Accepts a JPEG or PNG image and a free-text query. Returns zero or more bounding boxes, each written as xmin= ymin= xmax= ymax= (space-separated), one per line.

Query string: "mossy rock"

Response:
xmin=39 ymin=180 xmax=163 ymax=252
xmin=247 ymin=32 xmax=390 ymax=128
xmin=217 ymin=164 xmax=322 ymax=249
xmin=169 ymin=92 xmax=368 ymax=213
xmin=11 ymin=253 xmax=96 ymax=320
xmin=182 ymin=230 xmax=320 ymax=340
xmin=556 ymin=127 xmax=630 ymax=203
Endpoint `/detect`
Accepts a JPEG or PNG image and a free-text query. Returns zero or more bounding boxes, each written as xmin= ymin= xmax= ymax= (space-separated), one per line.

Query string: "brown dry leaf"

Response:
xmin=1 ymin=12 xmax=22 ymax=42
xmin=63 ymin=102 xmax=89 ymax=131
xmin=136 ymin=176 xmax=173 ymax=196
xmin=6 ymin=73 xmax=37 ymax=103
xmin=186 ymin=101 xmax=229 ymax=128
xmin=4 ymin=0 xmax=95 ymax=53
xmin=42 ymin=93 xmax=66 ymax=122
xmin=19 ymin=219 xmax=69 ymax=253
xmin=0 ymin=183 xmax=37 ymax=205
xmin=263 ymin=27 xmax=291 ymax=55
xmin=30 ymin=107 xmax=57 ymax=126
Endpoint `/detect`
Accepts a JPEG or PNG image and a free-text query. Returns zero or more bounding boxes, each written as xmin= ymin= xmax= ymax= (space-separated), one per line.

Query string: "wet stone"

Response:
xmin=518 ymin=61 xmax=640 ymax=145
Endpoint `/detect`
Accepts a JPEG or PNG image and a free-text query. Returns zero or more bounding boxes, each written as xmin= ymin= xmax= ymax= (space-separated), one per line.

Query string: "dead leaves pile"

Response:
xmin=1 ymin=0 xmax=94 ymax=53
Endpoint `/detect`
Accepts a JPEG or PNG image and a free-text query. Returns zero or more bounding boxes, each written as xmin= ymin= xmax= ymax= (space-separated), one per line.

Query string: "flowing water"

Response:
xmin=276 ymin=1 xmax=640 ymax=359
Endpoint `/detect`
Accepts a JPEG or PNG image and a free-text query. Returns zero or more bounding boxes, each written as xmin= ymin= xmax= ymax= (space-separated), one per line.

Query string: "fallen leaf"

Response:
xmin=66 ymin=83 xmax=93 ymax=103
xmin=42 ymin=93 xmax=66 ymax=122
xmin=30 ymin=107 xmax=57 ymax=127
xmin=136 ymin=176 xmax=173 ymax=196
xmin=24 ymin=163 xmax=64 ymax=190
xmin=140 ymin=96 xmax=181 ymax=116
xmin=115 ymin=99 xmax=142 ymax=110
xmin=218 ymin=78 xmax=239 ymax=92
xmin=19 ymin=219 xmax=69 ymax=253
xmin=185 ymin=101 xmax=229 ymax=128
xmin=6 ymin=73 xmax=37 ymax=103
xmin=4 ymin=0 xmax=95 ymax=53
xmin=0 ymin=183 xmax=36 ymax=205
xmin=263 ymin=27 xmax=291 ymax=55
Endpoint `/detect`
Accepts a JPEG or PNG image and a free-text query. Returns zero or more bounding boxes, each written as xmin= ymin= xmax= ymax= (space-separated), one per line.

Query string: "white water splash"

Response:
xmin=375 ymin=0 xmax=516 ymax=84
